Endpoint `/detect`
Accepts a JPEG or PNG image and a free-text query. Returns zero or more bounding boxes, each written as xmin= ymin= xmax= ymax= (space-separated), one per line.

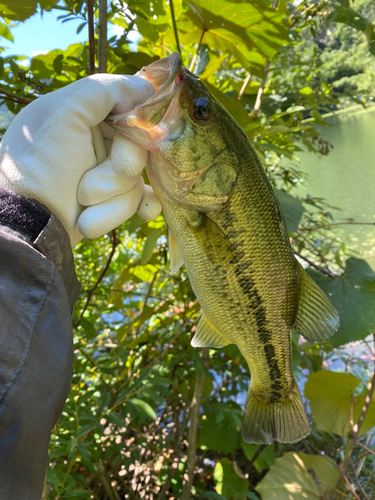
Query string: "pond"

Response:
xmin=294 ymin=104 xmax=375 ymax=270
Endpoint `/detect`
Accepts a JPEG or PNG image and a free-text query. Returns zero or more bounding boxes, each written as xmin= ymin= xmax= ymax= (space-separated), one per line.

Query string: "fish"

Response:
xmin=107 ymin=53 xmax=339 ymax=444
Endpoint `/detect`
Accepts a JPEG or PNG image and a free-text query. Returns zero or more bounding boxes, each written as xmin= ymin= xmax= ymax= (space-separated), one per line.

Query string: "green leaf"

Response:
xmin=199 ymin=409 xmax=241 ymax=454
xmin=256 ymin=452 xmax=339 ymax=499
xmin=76 ymin=22 xmax=86 ymax=35
xmin=178 ymin=0 xmax=288 ymax=75
xmin=141 ymin=228 xmax=162 ymax=265
xmin=0 ymin=0 xmax=38 ymax=21
xmin=273 ymin=189 xmax=304 ymax=233
xmin=214 ymin=458 xmax=249 ymax=498
xmin=204 ymin=493 xmax=227 ymax=500
xmin=304 ymin=370 xmax=375 ymax=437
xmin=128 ymin=398 xmax=157 ymax=420
xmin=0 ymin=22 xmax=13 ymax=42
xmin=241 ymin=442 xmax=277 ymax=471
xmin=307 ymin=258 xmax=375 ymax=346
xmin=53 ymin=54 xmax=63 ymax=75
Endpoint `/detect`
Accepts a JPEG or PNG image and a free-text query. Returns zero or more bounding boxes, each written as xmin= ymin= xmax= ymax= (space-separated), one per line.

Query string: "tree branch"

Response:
xmin=74 ymin=230 xmax=118 ymax=328
xmin=98 ymin=0 xmax=107 ymax=73
xmin=87 ymin=0 xmax=96 ymax=74
xmin=181 ymin=348 xmax=209 ymax=500
xmin=0 ymin=87 xmax=33 ymax=105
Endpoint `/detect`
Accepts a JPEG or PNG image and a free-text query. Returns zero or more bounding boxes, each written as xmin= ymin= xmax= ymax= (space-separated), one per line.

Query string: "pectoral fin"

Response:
xmin=191 ymin=313 xmax=230 ymax=348
xmin=169 ymin=228 xmax=184 ymax=274
xmin=293 ymin=263 xmax=339 ymax=341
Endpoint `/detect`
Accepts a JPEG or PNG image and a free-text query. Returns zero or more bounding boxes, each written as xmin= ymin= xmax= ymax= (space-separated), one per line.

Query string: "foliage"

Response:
xmin=1 ymin=1 xmax=375 ymax=500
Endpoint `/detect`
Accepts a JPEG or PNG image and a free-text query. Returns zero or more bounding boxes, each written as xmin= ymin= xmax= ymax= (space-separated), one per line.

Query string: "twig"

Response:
xmin=332 ymin=337 xmax=375 ymax=499
xmin=342 ymin=474 xmax=361 ymax=500
xmin=134 ymin=270 xmax=158 ymax=336
xmin=87 ymin=0 xmax=96 ymax=74
xmin=246 ymin=445 xmax=266 ymax=471
xmin=0 ymin=87 xmax=32 ymax=105
xmin=295 ymin=229 xmax=329 ymax=266
xmin=238 ymin=73 xmax=251 ymax=100
xmin=158 ymin=403 xmax=190 ymax=500
xmin=298 ymin=222 xmax=375 ymax=231
xmin=181 ymin=348 xmax=209 ymax=500
xmin=106 ymin=457 xmax=138 ymax=500
xmin=98 ymin=0 xmax=107 ymax=73
xmin=74 ymin=230 xmax=118 ymax=328
xmin=96 ymin=460 xmax=121 ymax=500
xmin=350 ymin=461 xmax=371 ymax=500
xmin=294 ymin=251 xmax=335 ymax=279
xmin=355 ymin=440 xmax=375 ymax=457
xmin=189 ymin=29 xmax=206 ymax=72
xmin=169 ymin=0 xmax=182 ymax=57
xmin=252 ymin=60 xmax=270 ymax=119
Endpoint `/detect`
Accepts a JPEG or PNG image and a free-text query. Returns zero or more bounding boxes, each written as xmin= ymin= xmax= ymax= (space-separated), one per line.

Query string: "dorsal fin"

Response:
xmin=293 ymin=263 xmax=339 ymax=341
xmin=191 ymin=313 xmax=230 ymax=348
xmin=169 ymin=228 xmax=184 ymax=273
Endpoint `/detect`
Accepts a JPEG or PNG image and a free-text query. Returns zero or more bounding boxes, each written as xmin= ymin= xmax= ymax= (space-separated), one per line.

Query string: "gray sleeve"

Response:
xmin=0 ymin=217 xmax=80 ymax=499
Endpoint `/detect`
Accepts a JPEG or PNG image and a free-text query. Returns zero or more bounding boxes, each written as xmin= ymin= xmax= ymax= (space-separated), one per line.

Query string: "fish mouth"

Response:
xmin=107 ymin=52 xmax=185 ymax=150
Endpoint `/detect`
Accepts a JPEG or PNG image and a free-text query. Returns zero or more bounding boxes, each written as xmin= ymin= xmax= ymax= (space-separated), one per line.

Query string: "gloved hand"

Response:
xmin=0 ymin=74 xmax=161 ymax=247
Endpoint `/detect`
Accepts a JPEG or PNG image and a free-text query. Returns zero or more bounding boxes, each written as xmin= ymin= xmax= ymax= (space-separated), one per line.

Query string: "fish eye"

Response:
xmin=191 ymin=97 xmax=211 ymax=123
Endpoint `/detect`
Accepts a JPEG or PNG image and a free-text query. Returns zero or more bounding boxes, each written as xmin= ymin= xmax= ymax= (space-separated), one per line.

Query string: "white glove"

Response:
xmin=0 ymin=74 xmax=162 ymax=247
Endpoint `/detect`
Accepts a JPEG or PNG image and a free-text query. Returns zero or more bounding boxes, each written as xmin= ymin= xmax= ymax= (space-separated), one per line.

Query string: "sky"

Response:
xmin=2 ymin=8 xmax=123 ymax=60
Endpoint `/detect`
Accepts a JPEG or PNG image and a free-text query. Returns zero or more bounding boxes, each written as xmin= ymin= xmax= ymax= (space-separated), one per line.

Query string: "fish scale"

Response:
xmin=109 ymin=53 xmax=340 ymax=444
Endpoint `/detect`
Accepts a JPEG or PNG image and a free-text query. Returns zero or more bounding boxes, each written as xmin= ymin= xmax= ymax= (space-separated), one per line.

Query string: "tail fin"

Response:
xmin=242 ymin=384 xmax=310 ymax=445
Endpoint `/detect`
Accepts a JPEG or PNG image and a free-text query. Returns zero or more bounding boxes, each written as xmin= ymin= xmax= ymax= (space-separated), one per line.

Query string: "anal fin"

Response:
xmin=293 ymin=262 xmax=339 ymax=341
xmin=169 ymin=228 xmax=184 ymax=274
xmin=191 ymin=313 xmax=230 ymax=348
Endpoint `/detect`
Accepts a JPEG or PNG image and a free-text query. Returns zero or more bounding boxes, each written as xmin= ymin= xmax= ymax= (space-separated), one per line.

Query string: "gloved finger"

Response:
xmin=77 ymin=158 xmax=140 ymax=206
xmin=111 ymin=133 xmax=147 ymax=177
xmin=30 ymin=74 xmax=155 ymax=132
xmin=78 ymin=177 xmax=144 ymax=239
xmin=91 ymin=125 xmax=108 ymax=164
xmin=100 ymin=121 xmax=116 ymax=140
xmin=137 ymin=185 xmax=162 ymax=220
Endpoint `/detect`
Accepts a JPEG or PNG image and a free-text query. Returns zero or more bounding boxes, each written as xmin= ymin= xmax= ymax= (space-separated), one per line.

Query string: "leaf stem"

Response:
xmin=169 ymin=0 xmax=181 ymax=57
xmin=189 ymin=29 xmax=206 ymax=72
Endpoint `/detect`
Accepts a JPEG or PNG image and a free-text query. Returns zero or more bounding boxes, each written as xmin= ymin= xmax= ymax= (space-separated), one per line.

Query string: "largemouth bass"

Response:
xmin=108 ymin=53 xmax=339 ymax=444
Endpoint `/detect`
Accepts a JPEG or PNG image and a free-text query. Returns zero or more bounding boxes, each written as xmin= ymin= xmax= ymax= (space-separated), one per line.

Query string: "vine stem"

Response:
xmin=331 ymin=335 xmax=375 ymax=500
xmin=181 ymin=348 xmax=209 ymax=500
xmin=189 ymin=29 xmax=206 ymax=72
xmin=87 ymin=0 xmax=96 ymax=74
xmin=170 ymin=0 xmax=181 ymax=57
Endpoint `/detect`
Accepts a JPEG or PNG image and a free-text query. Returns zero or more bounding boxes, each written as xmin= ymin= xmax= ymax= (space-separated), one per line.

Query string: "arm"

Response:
xmin=0 ymin=73 xmax=159 ymax=500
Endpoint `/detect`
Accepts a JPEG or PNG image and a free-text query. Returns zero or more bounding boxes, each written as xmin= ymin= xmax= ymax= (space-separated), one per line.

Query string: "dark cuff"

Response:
xmin=0 ymin=188 xmax=80 ymax=310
